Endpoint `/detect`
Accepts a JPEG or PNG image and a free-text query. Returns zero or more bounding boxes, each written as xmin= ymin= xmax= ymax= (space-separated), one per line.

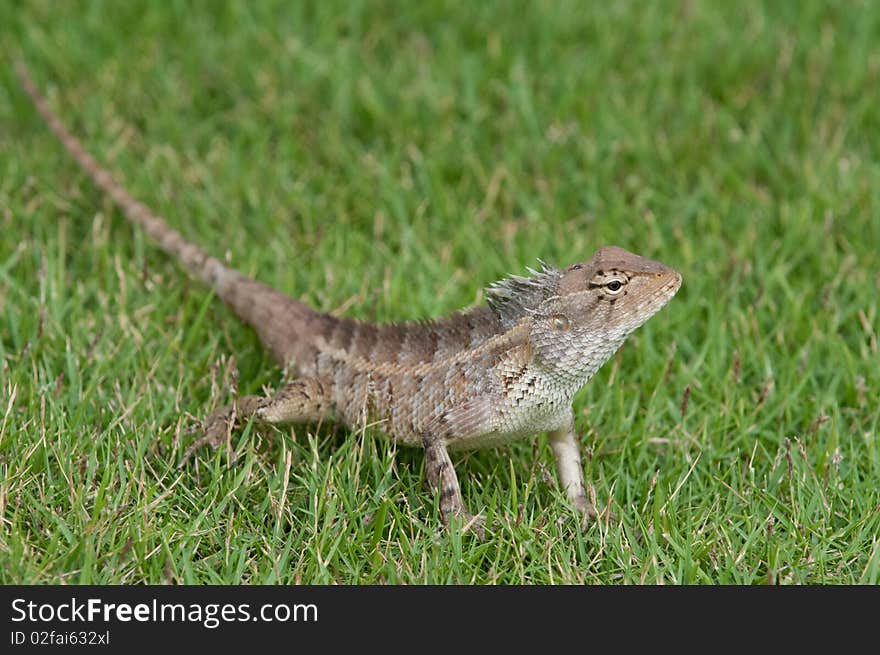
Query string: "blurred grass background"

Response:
xmin=0 ymin=0 xmax=878 ymax=583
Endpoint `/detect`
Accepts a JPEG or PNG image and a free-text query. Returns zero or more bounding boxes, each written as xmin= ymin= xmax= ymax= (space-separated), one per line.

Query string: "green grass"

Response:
xmin=1 ymin=0 xmax=879 ymax=584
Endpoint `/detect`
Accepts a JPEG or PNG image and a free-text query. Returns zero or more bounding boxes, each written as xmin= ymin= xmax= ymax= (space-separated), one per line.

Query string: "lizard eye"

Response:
xmin=605 ymin=279 xmax=624 ymax=294
xmin=551 ymin=314 xmax=570 ymax=330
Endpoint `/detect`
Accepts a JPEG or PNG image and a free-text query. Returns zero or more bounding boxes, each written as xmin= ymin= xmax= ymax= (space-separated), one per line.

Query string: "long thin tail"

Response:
xmin=15 ymin=62 xmax=231 ymax=288
xmin=15 ymin=62 xmax=319 ymax=367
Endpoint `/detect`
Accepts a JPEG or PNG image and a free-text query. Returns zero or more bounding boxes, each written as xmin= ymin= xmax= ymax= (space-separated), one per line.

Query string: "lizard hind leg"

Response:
xmin=180 ymin=377 xmax=333 ymax=466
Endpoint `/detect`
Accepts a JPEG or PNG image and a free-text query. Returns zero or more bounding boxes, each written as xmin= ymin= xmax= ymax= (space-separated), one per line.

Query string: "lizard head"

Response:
xmin=488 ymin=245 xmax=682 ymax=384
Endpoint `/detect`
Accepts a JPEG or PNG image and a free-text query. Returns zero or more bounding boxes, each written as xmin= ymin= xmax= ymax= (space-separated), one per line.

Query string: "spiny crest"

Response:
xmin=486 ymin=260 xmax=560 ymax=327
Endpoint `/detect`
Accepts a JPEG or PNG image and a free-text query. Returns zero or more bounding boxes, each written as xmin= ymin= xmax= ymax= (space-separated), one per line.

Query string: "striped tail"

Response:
xmin=15 ymin=61 xmax=319 ymax=367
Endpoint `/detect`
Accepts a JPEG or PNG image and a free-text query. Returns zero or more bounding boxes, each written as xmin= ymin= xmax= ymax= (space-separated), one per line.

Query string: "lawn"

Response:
xmin=1 ymin=0 xmax=878 ymax=584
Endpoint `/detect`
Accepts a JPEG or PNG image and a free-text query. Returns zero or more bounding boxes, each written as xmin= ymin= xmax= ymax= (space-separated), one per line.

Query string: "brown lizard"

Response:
xmin=17 ymin=63 xmax=682 ymax=534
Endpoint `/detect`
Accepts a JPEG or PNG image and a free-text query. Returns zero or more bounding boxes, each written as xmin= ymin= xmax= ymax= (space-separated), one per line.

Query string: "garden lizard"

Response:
xmin=17 ymin=63 xmax=682 ymax=534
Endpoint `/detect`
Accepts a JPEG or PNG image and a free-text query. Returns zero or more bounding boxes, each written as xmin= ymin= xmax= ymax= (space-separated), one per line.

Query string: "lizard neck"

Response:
xmin=530 ymin=330 xmax=630 ymax=395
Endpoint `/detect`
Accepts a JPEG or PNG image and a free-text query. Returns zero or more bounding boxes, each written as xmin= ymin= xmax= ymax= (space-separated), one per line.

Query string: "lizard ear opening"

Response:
xmin=551 ymin=314 xmax=570 ymax=331
xmin=486 ymin=261 xmax=561 ymax=328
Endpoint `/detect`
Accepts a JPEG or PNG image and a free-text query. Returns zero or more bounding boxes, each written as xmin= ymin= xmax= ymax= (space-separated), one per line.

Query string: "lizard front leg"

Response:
xmin=421 ymin=398 xmax=495 ymax=537
xmin=422 ymin=432 xmax=482 ymax=535
xmin=181 ymin=377 xmax=333 ymax=465
xmin=547 ymin=418 xmax=597 ymax=519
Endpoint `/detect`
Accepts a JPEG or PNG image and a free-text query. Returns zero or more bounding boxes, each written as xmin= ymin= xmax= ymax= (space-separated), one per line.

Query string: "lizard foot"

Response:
xmin=444 ymin=508 xmax=487 ymax=540
xmin=179 ymin=396 xmax=265 ymax=467
xmin=575 ymin=494 xmax=616 ymax=526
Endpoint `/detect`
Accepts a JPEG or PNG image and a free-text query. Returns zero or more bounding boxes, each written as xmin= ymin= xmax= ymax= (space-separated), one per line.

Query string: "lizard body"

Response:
xmin=17 ymin=63 xmax=682 ymax=534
